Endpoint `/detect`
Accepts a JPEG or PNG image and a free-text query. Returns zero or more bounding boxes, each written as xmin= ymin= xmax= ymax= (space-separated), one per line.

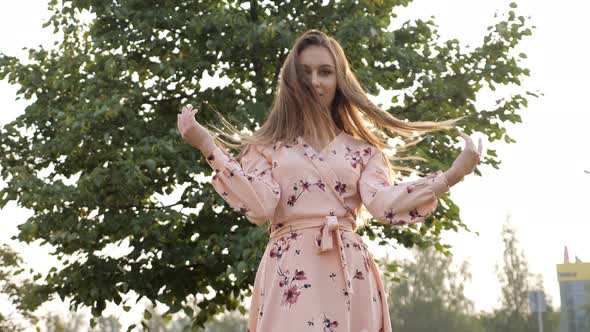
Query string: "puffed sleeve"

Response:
xmin=204 ymin=144 xmax=281 ymax=225
xmin=358 ymin=149 xmax=449 ymax=226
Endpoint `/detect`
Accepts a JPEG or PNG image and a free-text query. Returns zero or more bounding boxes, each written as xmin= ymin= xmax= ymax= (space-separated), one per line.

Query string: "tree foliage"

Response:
xmin=0 ymin=244 xmax=38 ymax=331
xmin=0 ymin=0 xmax=537 ymax=328
xmin=384 ymin=247 xmax=484 ymax=331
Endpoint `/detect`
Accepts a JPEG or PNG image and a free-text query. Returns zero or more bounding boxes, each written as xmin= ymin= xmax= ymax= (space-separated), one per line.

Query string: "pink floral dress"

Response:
xmin=204 ymin=131 xmax=449 ymax=332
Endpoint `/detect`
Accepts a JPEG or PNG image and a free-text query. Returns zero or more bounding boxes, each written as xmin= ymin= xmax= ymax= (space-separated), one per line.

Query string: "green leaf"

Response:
xmin=144 ymin=309 xmax=152 ymax=320
xmin=144 ymin=159 xmax=156 ymax=171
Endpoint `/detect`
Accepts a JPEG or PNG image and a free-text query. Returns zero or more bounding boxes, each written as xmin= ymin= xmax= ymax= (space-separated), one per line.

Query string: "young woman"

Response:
xmin=177 ymin=29 xmax=481 ymax=332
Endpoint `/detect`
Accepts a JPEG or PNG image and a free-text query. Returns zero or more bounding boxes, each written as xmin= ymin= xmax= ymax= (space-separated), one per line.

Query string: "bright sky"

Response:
xmin=1 ymin=0 xmax=589 ymax=329
xmin=389 ymin=0 xmax=590 ymax=312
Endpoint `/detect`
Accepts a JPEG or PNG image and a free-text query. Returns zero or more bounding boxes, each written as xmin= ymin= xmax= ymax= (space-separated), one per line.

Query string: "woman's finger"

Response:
xmin=178 ymin=115 xmax=184 ymax=129
xmin=457 ymin=131 xmax=466 ymax=145
xmin=459 ymin=132 xmax=475 ymax=151
xmin=469 ymin=137 xmax=477 ymax=151
xmin=478 ymin=137 xmax=483 ymax=155
xmin=458 ymin=131 xmax=472 ymax=144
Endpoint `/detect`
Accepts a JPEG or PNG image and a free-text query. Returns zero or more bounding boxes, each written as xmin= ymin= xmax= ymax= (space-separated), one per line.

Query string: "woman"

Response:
xmin=177 ymin=29 xmax=481 ymax=332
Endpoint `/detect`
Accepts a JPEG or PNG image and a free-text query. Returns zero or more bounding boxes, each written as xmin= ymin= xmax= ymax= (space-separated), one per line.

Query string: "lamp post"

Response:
xmin=528 ymin=290 xmax=546 ymax=332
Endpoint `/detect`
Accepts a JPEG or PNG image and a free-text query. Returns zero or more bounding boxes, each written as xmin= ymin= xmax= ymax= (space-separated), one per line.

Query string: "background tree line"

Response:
xmin=383 ymin=215 xmax=561 ymax=332
xmin=2 ymin=215 xmax=567 ymax=331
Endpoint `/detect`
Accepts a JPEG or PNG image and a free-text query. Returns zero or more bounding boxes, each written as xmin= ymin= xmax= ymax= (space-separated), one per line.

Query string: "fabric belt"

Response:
xmin=268 ymin=215 xmax=356 ymax=295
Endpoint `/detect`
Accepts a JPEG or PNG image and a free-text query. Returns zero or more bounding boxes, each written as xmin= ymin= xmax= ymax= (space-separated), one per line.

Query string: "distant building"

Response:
xmin=557 ymin=247 xmax=590 ymax=332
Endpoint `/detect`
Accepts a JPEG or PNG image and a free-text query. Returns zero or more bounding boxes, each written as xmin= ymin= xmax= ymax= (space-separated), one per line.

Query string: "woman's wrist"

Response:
xmin=432 ymin=171 xmax=451 ymax=197
xmin=188 ymin=123 xmax=216 ymax=155
xmin=198 ymin=138 xmax=217 ymax=157
xmin=443 ymin=166 xmax=463 ymax=188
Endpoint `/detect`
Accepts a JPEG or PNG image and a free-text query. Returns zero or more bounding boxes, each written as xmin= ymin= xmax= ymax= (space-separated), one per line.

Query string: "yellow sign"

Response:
xmin=557 ymin=263 xmax=590 ymax=281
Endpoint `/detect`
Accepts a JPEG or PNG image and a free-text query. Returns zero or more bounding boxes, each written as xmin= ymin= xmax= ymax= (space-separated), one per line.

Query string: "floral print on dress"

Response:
xmin=342 ymin=146 xmax=370 ymax=169
xmin=344 ymin=147 xmax=363 ymax=169
xmin=384 ymin=204 xmax=433 ymax=225
xmin=329 ymin=272 xmax=337 ymax=282
xmin=287 ymin=178 xmax=327 ymax=207
xmin=342 ymin=287 xmax=351 ymax=312
xmin=341 ymin=233 xmax=371 ymax=272
xmin=322 ymin=313 xmax=339 ymax=332
xmin=303 ymin=149 xmax=319 ymax=160
xmin=384 ymin=207 xmax=407 ymax=225
xmin=277 ymin=267 xmax=311 ymax=308
xmin=409 ymin=208 xmax=424 ymax=220
xmin=334 ymin=181 xmax=347 ymax=195
xmin=315 ymin=224 xmax=325 ymax=248
xmin=268 ymin=222 xmax=286 ymax=235
xmin=258 ymin=303 xmax=264 ymax=320
xmin=283 ymin=137 xmax=299 ymax=150
xmin=235 ymin=205 xmax=250 ymax=216
xmin=269 ymin=228 xmax=302 ymax=260
xmin=353 ymin=268 xmax=365 ymax=280
xmin=207 ymin=144 xmax=282 ymax=226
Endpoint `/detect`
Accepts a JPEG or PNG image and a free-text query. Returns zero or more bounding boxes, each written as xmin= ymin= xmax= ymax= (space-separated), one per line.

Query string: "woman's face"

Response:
xmin=299 ymin=45 xmax=337 ymax=110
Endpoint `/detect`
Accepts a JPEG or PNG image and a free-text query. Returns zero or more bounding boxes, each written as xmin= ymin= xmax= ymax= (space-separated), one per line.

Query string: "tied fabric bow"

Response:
xmin=316 ymin=215 xmax=354 ymax=294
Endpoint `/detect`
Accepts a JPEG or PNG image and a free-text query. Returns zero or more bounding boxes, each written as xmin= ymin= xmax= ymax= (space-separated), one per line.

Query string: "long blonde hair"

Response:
xmin=204 ymin=29 xmax=461 ymax=225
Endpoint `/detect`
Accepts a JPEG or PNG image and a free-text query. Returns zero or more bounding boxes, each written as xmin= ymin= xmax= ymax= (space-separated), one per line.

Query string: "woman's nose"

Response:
xmin=311 ymin=72 xmax=320 ymax=87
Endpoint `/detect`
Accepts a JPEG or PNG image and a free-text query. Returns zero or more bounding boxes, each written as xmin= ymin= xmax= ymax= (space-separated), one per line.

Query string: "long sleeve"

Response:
xmin=205 ymin=144 xmax=281 ymax=225
xmin=358 ymin=150 xmax=449 ymax=226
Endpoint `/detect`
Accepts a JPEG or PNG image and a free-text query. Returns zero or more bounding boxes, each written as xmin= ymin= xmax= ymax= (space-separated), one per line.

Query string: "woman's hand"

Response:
xmin=177 ymin=104 xmax=216 ymax=155
xmin=444 ymin=131 xmax=483 ymax=187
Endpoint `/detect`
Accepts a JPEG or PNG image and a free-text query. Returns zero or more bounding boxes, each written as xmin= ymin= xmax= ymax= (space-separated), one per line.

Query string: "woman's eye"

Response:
xmin=321 ymin=71 xmax=331 ymax=75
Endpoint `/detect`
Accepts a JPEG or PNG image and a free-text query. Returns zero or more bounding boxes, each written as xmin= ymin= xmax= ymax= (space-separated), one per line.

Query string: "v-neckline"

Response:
xmin=299 ymin=130 xmax=345 ymax=155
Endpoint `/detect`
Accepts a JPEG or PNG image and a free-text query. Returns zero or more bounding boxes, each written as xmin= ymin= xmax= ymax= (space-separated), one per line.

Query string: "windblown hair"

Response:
xmin=205 ymin=29 xmax=461 ymax=226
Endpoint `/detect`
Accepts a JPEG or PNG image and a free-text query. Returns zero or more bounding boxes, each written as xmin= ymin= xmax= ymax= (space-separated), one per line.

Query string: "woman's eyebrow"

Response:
xmin=301 ymin=64 xmax=334 ymax=69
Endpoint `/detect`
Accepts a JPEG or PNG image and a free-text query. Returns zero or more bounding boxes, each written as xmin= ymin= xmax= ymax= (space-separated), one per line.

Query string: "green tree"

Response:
xmin=199 ymin=310 xmax=248 ymax=332
xmin=41 ymin=310 xmax=88 ymax=332
xmin=140 ymin=300 xmax=191 ymax=332
xmin=0 ymin=0 xmax=537 ymax=328
xmin=143 ymin=305 xmax=247 ymax=332
xmin=497 ymin=215 xmax=533 ymax=330
xmin=93 ymin=313 xmax=123 ymax=332
xmin=480 ymin=215 xmax=559 ymax=332
xmin=0 ymin=244 xmax=38 ymax=331
xmin=384 ymin=247 xmax=484 ymax=331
